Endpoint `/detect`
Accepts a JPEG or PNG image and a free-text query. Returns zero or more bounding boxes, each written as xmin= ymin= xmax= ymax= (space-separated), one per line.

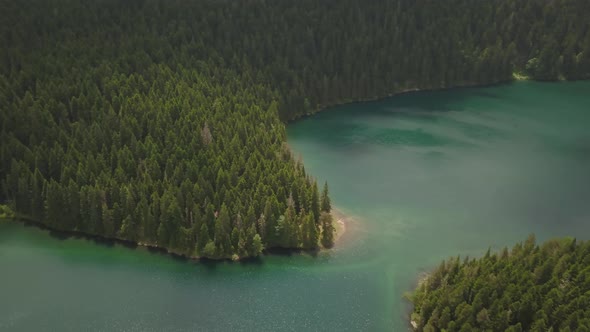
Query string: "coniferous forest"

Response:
xmin=1 ymin=0 xmax=589 ymax=259
xmin=410 ymin=237 xmax=590 ymax=331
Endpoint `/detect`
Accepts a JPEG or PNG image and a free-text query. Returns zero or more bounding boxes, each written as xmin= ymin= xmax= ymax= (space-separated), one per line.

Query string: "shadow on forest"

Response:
xmin=266 ymin=246 xmax=319 ymax=258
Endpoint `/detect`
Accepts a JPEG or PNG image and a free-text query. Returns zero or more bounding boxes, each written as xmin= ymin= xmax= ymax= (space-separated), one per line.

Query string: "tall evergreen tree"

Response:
xmin=215 ymin=204 xmax=232 ymax=257
xmin=320 ymin=212 xmax=335 ymax=248
xmin=320 ymin=182 xmax=331 ymax=213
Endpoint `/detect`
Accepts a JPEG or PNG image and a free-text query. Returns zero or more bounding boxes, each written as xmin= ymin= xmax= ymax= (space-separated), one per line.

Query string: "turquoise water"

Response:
xmin=1 ymin=81 xmax=589 ymax=331
xmin=288 ymin=81 xmax=590 ymax=329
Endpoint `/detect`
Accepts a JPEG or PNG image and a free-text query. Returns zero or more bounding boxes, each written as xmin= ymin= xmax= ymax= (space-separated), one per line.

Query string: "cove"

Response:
xmin=1 ymin=81 xmax=590 ymax=331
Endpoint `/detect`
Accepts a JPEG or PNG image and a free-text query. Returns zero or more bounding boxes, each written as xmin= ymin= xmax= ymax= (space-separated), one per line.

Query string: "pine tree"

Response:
xmin=197 ymin=223 xmax=210 ymax=254
xmin=252 ymin=233 xmax=264 ymax=256
xmin=320 ymin=211 xmax=335 ymax=248
xmin=302 ymin=213 xmax=319 ymax=249
xmin=214 ymin=204 xmax=232 ymax=257
xmin=310 ymin=181 xmax=320 ymax=223
xmin=320 ymin=181 xmax=331 ymax=213
xmin=203 ymin=240 xmax=216 ymax=258
xmin=257 ymin=213 xmax=266 ymax=242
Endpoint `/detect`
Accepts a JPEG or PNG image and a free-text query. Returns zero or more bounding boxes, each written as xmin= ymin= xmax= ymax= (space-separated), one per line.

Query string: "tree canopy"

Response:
xmin=410 ymin=236 xmax=590 ymax=331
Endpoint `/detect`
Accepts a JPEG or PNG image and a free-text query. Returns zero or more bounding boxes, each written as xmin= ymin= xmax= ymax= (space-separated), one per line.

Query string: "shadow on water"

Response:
xmin=288 ymin=82 xmax=527 ymax=153
xmin=350 ymin=81 xmax=511 ymax=114
xmin=239 ymin=256 xmax=264 ymax=266
xmin=145 ymin=246 xmax=192 ymax=264
xmin=289 ymin=83 xmax=503 ymax=129
xmin=13 ymin=216 xmax=329 ymax=275
xmin=13 ymin=219 xmax=317 ymax=270
xmin=43 ymin=227 xmax=124 ymax=251
xmin=265 ymin=246 xmax=319 ymax=258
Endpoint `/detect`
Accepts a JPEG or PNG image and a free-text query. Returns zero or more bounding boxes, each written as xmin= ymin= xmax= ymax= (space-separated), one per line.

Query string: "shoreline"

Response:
xmin=330 ymin=207 xmax=351 ymax=246
xmin=287 ymin=76 xmax=588 ymax=124
xmin=331 ymin=208 xmax=347 ymax=244
xmin=406 ymin=271 xmax=432 ymax=331
xmin=2 ymin=207 xmax=353 ymax=261
xmin=3 ymin=215 xmax=205 ymax=260
xmin=287 ymin=78 xmax=515 ymax=123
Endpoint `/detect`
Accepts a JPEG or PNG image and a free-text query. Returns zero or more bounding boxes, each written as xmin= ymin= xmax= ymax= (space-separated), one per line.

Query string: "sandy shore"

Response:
xmin=330 ymin=207 xmax=356 ymax=245
xmin=416 ymin=271 xmax=431 ymax=288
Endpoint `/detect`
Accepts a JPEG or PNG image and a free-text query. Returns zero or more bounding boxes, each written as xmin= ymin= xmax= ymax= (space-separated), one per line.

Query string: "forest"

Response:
xmin=410 ymin=236 xmax=590 ymax=331
xmin=1 ymin=0 xmax=589 ymax=259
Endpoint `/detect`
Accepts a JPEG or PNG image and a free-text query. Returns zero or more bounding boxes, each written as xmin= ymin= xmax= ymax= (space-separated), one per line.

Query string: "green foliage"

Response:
xmin=0 ymin=0 xmax=330 ymax=259
xmin=410 ymin=237 xmax=590 ymax=331
xmin=320 ymin=212 xmax=335 ymax=248
xmin=252 ymin=234 xmax=264 ymax=257
xmin=301 ymin=213 xmax=319 ymax=249
xmin=202 ymin=241 xmax=217 ymax=259
xmin=2 ymin=0 xmax=588 ymax=259
xmin=320 ymin=182 xmax=331 ymax=213
xmin=0 ymin=204 xmax=15 ymax=219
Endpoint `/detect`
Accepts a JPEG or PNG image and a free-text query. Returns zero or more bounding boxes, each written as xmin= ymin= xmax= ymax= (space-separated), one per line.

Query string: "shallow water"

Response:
xmin=1 ymin=81 xmax=589 ymax=331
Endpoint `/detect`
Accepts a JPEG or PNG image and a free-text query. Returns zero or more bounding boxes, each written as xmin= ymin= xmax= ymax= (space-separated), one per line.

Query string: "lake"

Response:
xmin=1 ymin=81 xmax=589 ymax=331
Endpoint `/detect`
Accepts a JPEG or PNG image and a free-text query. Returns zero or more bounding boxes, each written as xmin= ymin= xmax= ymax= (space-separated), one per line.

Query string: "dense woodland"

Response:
xmin=1 ymin=0 xmax=589 ymax=258
xmin=410 ymin=236 xmax=590 ymax=332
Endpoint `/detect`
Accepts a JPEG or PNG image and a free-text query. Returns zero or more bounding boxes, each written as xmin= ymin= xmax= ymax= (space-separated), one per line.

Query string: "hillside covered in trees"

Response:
xmin=410 ymin=236 xmax=590 ymax=331
xmin=1 ymin=0 xmax=589 ymax=259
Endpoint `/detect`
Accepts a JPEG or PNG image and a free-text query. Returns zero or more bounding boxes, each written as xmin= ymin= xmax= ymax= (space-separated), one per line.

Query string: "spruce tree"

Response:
xmin=320 ymin=181 xmax=331 ymax=213
xmin=320 ymin=212 xmax=335 ymax=248
xmin=215 ymin=204 xmax=232 ymax=257
xmin=252 ymin=234 xmax=264 ymax=257
xmin=311 ymin=181 xmax=321 ymax=223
